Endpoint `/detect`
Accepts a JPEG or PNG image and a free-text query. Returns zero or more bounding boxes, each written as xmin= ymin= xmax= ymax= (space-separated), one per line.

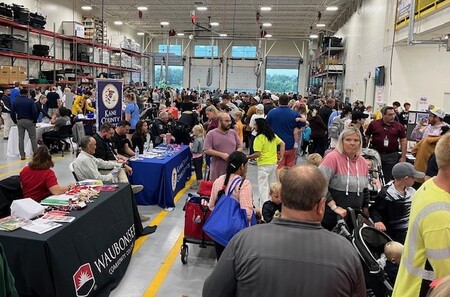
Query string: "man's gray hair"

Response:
xmin=159 ymin=111 xmax=168 ymax=119
xmin=80 ymin=136 xmax=93 ymax=150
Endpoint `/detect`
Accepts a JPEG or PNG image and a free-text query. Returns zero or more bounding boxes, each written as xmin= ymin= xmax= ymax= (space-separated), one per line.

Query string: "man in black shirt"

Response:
xmin=46 ymin=86 xmax=60 ymax=117
xmin=112 ymin=120 xmax=135 ymax=157
xmin=151 ymin=111 xmax=170 ymax=146
xmin=93 ymin=122 xmax=125 ymax=161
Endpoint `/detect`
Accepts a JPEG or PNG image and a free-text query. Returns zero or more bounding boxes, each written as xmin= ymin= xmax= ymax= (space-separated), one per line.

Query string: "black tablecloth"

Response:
xmin=0 ymin=184 xmax=135 ymax=297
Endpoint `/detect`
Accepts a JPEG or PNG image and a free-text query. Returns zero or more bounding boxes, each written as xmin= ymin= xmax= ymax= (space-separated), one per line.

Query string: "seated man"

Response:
xmin=42 ymin=106 xmax=72 ymax=152
xmin=112 ymin=120 xmax=135 ymax=157
xmin=73 ymin=136 xmax=156 ymax=236
xmin=93 ymin=122 xmax=126 ymax=161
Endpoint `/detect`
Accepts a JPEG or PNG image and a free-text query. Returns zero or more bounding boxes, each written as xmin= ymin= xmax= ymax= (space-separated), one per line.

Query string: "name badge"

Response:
xmin=384 ymin=137 xmax=389 ymax=147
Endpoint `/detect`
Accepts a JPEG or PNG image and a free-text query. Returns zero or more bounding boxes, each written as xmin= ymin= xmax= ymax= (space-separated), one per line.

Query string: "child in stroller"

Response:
xmin=362 ymin=148 xmax=384 ymax=204
xmin=334 ymin=208 xmax=398 ymax=297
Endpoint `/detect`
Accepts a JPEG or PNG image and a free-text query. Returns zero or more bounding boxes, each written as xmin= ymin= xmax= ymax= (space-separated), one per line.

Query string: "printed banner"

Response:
xmin=96 ymin=79 xmax=123 ymax=132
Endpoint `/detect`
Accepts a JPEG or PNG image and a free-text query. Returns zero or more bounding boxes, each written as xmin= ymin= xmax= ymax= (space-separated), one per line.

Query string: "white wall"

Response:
xmin=336 ymin=0 xmax=450 ymax=110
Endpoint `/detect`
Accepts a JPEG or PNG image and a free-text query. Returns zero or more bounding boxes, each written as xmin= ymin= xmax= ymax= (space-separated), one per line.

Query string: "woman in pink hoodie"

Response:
xmin=319 ymin=127 xmax=370 ymax=230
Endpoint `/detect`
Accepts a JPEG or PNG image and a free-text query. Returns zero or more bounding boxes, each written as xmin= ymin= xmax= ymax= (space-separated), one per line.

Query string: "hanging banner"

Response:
xmin=96 ymin=79 xmax=123 ymax=132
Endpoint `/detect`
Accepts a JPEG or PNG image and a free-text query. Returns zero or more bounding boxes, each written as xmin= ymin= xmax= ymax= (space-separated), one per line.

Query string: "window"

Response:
xmin=265 ymin=69 xmax=298 ymax=94
xmin=194 ymin=45 xmax=219 ymax=57
xmin=231 ymin=46 xmax=257 ymax=58
xmin=154 ymin=65 xmax=183 ymax=89
xmin=158 ymin=44 xmax=182 ymax=56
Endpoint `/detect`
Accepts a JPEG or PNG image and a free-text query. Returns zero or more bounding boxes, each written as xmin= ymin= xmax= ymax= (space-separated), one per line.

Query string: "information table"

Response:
xmin=6 ymin=123 xmax=54 ymax=157
xmin=129 ymin=145 xmax=192 ymax=208
xmin=0 ymin=185 xmax=135 ymax=297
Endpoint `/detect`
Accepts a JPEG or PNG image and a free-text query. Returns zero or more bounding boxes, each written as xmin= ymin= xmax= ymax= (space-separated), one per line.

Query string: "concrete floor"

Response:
xmin=0 ymin=134 xmax=299 ymax=297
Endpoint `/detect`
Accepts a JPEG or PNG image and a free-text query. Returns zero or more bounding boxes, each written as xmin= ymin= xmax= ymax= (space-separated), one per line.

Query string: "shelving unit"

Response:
xmin=0 ymin=17 xmax=143 ymax=87
xmin=309 ymin=38 xmax=345 ymax=97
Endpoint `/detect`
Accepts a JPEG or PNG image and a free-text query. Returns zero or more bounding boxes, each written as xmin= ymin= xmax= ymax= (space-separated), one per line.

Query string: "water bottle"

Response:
xmin=143 ymin=142 xmax=148 ymax=153
xmin=135 ymin=146 xmax=139 ymax=158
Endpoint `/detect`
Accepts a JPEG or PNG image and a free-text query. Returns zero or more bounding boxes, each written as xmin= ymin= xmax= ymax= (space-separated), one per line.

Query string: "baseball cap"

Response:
xmin=343 ymin=105 xmax=353 ymax=114
xmin=430 ymin=107 xmax=446 ymax=119
xmin=352 ymin=111 xmax=369 ymax=121
xmin=392 ymin=162 xmax=425 ymax=179
xmin=256 ymin=104 xmax=264 ymax=111
xmin=252 ymin=96 xmax=260 ymax=103
xmin=271 ymin=94 xmax=279 ymax=101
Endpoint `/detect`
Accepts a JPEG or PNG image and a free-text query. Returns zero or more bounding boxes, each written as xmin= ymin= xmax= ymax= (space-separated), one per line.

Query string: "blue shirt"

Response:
xmin=266 ymin=106 xmax=305 ymax=150
xmin=11 ymin=96 xmax=38 ymax=123
xmin=124 ymin=102 xmax=139 ymax=129
xmin=9 ymin=88 xmax=20 ymax=105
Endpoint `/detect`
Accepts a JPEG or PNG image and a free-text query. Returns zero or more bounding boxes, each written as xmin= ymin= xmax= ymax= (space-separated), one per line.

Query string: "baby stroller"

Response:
xmin=334 ymin=208 xmax=394 ymax=297
xmin=180 ymin=193 xmax=214 ymax=264
xmin=362 ymin=148 xmax=385 ymax=205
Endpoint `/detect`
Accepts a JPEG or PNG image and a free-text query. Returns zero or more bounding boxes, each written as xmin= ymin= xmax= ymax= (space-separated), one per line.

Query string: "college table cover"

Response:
xmin=129 ymin=145 xmax=192 ymax=208
xmin=0 ymin=184 xmax=135 ymax=297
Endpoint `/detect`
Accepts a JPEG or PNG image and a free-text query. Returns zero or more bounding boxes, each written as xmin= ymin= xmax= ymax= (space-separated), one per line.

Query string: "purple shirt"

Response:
xmin=365 ymin=119 xmax=406 ymax=154
xmin=204 ymin=128 xmax=243 ymax=180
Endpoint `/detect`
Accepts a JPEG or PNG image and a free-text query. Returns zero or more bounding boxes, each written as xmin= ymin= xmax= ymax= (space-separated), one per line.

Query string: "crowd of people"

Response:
xmin=2 ymin=81 xmax=450 ymax=297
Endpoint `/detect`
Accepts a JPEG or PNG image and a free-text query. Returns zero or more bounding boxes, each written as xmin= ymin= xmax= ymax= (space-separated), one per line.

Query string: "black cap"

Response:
xmin=352 ymin=111 xmax=369 ymax=121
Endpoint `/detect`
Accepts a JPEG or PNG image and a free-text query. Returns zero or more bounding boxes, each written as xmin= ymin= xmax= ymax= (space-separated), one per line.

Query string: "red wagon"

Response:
xmin=180 ymin=193 xmax=214 ymax=264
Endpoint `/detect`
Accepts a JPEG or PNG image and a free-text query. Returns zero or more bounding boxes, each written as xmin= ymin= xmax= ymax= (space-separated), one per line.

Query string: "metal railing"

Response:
xmin=395 ymin=0 xmax=450 ymax=30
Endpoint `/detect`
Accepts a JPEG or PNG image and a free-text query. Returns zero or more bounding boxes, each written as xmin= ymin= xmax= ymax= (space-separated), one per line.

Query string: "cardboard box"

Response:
xmin=62 ymin=21 xmax=85 ymax=38
xmin=0 ymin=66 xmax=12 ymax=84
xmin=9 ymin=66 xmax=26 ymax=84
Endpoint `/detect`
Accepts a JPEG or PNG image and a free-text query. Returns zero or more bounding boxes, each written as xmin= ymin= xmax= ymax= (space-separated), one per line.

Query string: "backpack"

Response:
xmin=328 ymin=117 xmax=345 ymax=139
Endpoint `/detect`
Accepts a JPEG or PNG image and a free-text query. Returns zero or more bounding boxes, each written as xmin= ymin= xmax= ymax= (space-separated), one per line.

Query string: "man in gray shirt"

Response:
xmin=203 ymin=164 xmax=366 ymax=297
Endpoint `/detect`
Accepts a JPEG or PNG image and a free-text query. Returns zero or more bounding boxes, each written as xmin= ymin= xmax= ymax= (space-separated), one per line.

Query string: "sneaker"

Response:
xmin=20 ymin=156 xmax=26 ymax=160
xmin=139 ymin=214 xmax=150 ymax=222
xmin=131 ymin=185 xmax=144 ymax=194
xmin=3 ymin=137 xmax=8 ymax=140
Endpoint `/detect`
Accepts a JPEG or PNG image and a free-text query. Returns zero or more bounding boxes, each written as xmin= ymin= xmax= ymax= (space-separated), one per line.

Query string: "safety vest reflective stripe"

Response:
xmin=426 ymin=247 xmax=450 ymax=260
xmin=404 ymin=202 xmax=450 ymax=281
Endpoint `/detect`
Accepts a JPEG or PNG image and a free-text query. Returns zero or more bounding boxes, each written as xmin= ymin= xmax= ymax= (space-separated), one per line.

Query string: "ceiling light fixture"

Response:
xmin=326 ymin=6 xmax=338 ymax=11
xmin=309 ymin=34 xmax=319 ymax=39
xmin=160 ymin=21 xmax=169 ymax=26
xmin=210 ymin=22 xmax=219 ymax=26
xmin=197 ymin=6 xmax=208 ymax=11
xmin=137 ymin=6 xmax=148 ymax=11
xmin=265 ymin=34 xmax=272 ymax=38
xmin=316 ymin=24 xmax=326 ymax=27
xmin=81 ymin=5 xmax=92 ymax=10
xmin=260 ymin=6 xmax=272 ymax=11
xmin=262 ymin=22 xmax=272 ymax=27
xmin=177 ymin=33 xmax=185 ymax=36
xmin=137 ymin=32 xmax=145 ymax=36
xmin=114 ymin=21 xmax=123 ymax=25
xmin=220 ymin=33 xmax=227 ymax=37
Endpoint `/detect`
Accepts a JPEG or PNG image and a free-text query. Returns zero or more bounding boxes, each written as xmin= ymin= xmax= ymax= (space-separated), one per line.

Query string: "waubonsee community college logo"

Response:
xmin=73 ymin=263 xmax=95 ymax=297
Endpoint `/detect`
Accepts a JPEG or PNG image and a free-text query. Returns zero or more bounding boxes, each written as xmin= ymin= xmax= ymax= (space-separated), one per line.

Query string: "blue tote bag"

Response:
xmin=203 ymin=177 xmax=256 ymax=246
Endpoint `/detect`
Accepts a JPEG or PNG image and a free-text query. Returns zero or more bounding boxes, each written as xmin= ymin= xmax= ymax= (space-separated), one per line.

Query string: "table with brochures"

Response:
xmin=0 ymin=184 xmax=135 ymax=297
